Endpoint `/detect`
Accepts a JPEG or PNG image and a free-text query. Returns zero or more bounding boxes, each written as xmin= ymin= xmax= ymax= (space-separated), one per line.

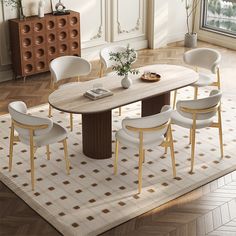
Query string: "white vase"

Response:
xmin=121 ymin=74 xmax=132 ymax=89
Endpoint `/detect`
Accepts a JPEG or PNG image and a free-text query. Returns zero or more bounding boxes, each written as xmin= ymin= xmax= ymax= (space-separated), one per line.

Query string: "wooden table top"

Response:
xmin=48 ymin=64 xmax=198 ymax=114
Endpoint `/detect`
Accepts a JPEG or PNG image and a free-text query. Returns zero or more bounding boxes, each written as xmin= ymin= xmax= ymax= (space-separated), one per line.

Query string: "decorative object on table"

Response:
xmin=38 ymin=0 xmax=45 ymax=18
xmin=50 ymin=0 xmax=70 ymax=15
xmin=141 ymin=72 xmax=161 ymax=82
xmin=84 ymin=87 xmax=113 ymax=100
xmin=109 ymin=45 xmax=139 ymax=89
xmin=100 ymin=45 xmax=138 ymax=115
xmin=3 ymin=0 xmax=25 ymax=19
xmin=181 ymin=0 xmax=200 ymax=48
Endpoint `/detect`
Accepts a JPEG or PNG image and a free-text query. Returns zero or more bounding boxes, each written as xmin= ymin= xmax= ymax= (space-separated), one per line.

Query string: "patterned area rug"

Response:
xmin=0 ymin=87 xmax=236 ymax=236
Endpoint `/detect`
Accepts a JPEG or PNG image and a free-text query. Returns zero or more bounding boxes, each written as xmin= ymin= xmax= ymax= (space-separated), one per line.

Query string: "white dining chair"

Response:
xmin=8 ymin=101 xmax=70 ymax=191
xmin=114 ymin=105 xmax=176 ymax=194
xmin=99 ymin=45 xmax=138 ymax=116
xmin=171 ymin=90 xmax=223 ymax=173
xmin=173 ymin=48 xmax=221 ymax=108
xmin=49 ymin=56 xmax=91 ymax=131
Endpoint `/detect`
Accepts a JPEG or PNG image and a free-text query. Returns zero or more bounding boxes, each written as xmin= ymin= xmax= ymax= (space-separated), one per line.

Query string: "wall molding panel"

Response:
xmin=112 ymin=0 xmax=146 ymax=41
xmin=81 ymin=0 xmax=107 ymax=48
xmin=90 ymin=25 xmax=103 ymax=41
xmin=117 ymin=18 xmax=141 ymax=34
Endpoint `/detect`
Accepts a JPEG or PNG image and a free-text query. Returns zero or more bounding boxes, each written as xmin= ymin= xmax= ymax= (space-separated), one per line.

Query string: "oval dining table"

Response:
xmin=48 ymin=64 xmax=198 ymax=159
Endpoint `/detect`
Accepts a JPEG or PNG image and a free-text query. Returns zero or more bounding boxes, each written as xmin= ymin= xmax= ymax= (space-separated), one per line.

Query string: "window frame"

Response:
xmin=200 ymin=0 xmax=236 ymax=39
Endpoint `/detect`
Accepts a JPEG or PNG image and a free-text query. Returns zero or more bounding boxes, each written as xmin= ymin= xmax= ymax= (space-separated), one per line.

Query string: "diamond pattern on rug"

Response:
xmin=0 ymin=87 xmax=236 ymax=236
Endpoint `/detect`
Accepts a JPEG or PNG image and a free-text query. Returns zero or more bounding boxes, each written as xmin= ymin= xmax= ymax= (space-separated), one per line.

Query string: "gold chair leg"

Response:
xmin=138 ymin=132 xmax=144 ymax=194
xmin=189 ymin=129 xmax=192 ymax=145
xmin=114 ymin=140 xmax=119 ymax=175
xmin=194 ymin=87 xmax=198 ymax=100
xmin=190 ymin=127 xmax=196 ymax=173
xmin=218 ymin=107 xmax=224 ymax=158
xmin=217 ymin=68 xmax=221 ymax=89
xmin=164 ymin=129 xmax=170 ymax=155
xmin=48 ymin=104 xmax=52 ymax=118
xmin=173 ymin=90 xmax=177 ymax=109
xmin=168 ymin=125 xmax=176 ymax=178
xmin=70 ymin=113 xmax=73 ymax=132
xmin=62 ymin=139 xmax=70 ymax=175
xmin=46 ymin=145 xmax=50 ymax=160
xmin=118 ymin=107 xmax=122 ymax=116
xmin=9 ymin=123 xmax=14 ymax=172
xmin=138 ymin=148 xmax=143 ymax=194
xmin=164 ymin=146 xmax=168 ymax=155
xmin=29 ymin=131 xmax=35 ymax=191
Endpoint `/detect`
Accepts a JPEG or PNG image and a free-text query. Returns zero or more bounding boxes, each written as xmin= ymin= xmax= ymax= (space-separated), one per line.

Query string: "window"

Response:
xmin=202 ymin=0 xmax=236 ymax=36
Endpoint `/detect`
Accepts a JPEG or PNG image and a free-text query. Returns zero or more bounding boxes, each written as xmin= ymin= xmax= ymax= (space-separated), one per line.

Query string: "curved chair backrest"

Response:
xmin=100 ymin=46 xmax=138 ymax=71
xmin=176 ymin=90 xmax=222 ymax=120
xmin=50 ymin=56 xmax=91 ymax=83
xmin=122 ymin=105 xmax=172 ymax=139
xmin=183 ymin=48 xmax=221 ymax=74
xmin=8 ymin=101 xmax=53 ymax=137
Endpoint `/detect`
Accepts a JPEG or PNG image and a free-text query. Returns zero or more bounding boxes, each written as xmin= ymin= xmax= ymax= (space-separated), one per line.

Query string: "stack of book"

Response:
xmin=84 ymin=88 xmax=113 ymax=100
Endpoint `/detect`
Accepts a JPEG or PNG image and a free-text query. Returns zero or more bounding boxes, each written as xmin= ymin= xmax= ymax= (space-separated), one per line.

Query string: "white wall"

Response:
xmin=150 ymin=0 xmax=187 ymax=48
xmin=167 ymin=0 xmax=187 ymax=43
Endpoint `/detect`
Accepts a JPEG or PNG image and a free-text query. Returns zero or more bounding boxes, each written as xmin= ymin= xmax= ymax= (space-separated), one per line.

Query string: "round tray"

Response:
xmin=140 ymin=72 xmax=161 ymax=82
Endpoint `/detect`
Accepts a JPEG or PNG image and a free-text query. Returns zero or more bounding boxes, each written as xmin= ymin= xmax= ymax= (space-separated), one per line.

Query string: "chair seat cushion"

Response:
xmin=19 ymin=123 xmax=68 ymax=147
xmin=191 ymin=73 xmax=215 ymax=87
xmin=116 ymin=129 xmax=164 ymax=149
xmin=171 ymin=110 xmax=214 ymax=129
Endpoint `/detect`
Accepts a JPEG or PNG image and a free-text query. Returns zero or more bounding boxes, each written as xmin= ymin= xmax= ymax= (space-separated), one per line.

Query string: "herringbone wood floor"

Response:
xmin=0 ymin=41 xmax=236 ymax=236
xmin=101 ymin=172 xmax=236 ymax=236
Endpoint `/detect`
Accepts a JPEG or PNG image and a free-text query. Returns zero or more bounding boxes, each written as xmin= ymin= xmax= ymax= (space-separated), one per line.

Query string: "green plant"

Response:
xmin=109 ymin=45 xmax=139 ymax=77
xmin=182 ymin=0 xmax=201 ymax=34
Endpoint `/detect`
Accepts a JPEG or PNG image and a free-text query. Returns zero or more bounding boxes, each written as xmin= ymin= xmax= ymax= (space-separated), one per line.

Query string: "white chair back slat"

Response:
xmin=122 ymin=105 xmax=172 ymax=140
xmin=183 ymin=48 xmax=221 ymax=73
xmin=176 ymin=90 xmax=222 ymax=120
xmin=8 ymin=101 xmax=53 ymax=137
xmin=50 ymin=56 xmax=91 ymax=82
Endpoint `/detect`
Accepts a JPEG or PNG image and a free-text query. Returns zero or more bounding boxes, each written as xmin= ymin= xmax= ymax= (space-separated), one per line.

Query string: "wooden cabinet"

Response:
xmin=9 ymin=11 xmax=81 ymax=79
